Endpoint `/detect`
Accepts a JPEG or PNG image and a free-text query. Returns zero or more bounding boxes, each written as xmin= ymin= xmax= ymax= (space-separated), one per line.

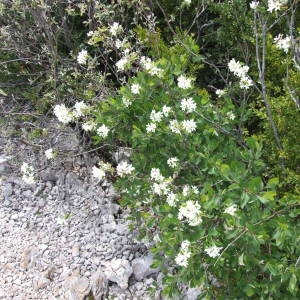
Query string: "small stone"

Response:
xmin=71 ymin=245 xmax=80 ymax=257
xmin=132 ymin=255 xmax=159 ymax=281
xmin=33 ymin=276 xmax=50 ymax=290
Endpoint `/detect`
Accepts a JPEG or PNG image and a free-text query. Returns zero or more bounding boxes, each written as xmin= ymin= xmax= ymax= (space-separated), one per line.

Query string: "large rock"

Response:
xmin=65 ymin=275 xmax=90 ymax=300
xmin=0 ymin=155 xmax=12 ymax=176
xmin=104 ymin=259 xmax=133 ymax=290
xmin=185 ymin=286 xmax=203 ymax=300
xmin=91 ymin=269 xmax=108 ymax=300
xmin=132 ymin=255 xmax=159 ymax=281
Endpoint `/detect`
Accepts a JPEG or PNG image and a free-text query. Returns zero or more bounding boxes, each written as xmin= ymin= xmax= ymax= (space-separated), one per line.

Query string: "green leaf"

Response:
xmin=288 ymin=274 xmax=297 ymax=294
xmin=247 ymin=177 xmax=263 ymax=193
xmin=238 ymin=253 xmax=245 ymax=266
xmin=0 ymin=88 xmax=7 ymax=96
xmin=244 ymin=285 xmax=255 ymax=296
xmin=267 ymin=177 xmax=279 ymax=189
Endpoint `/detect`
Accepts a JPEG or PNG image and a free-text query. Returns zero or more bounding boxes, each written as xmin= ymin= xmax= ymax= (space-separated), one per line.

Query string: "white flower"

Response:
xmin=122 ymin=97 xmax=132 ymax=107
xmin=204 ymin=245 xmax=223 ymax=258
xmin=180 ymin=97 xmax=197 ymax=113
xmin=74 ymin=101 xmax=89 ymax=117
xmin=151 ymin=168 xmax=164 ymax=181
xmin=175 ymin=240 xmax=191 ymax=267
xmin=109 ymin=22 xmax=122 ymax=36
xmin=146 ymin=122 xmax=157 ymax=133
xmin=140 ymin=56 xmax=153 ymax=70
xmin=116 ymin=56 xmax=129 ymax=71
xmin=274 ymin=34 xmax=292 ymax=53
xmin=162 ymin=105 xmax=172 ymax=117
xmin=166 ymin=192 xmax=177 ymax=206
xmin=150 ymin=110 xmax=163 ymax=122
xmin=182 ymin=119 xmax=197 ymax=133
xmin=82 ymin=120 xmax=96 ymax=131
xmin=169 ymin=119 xmax=181 ymax=134
xmin=182 ymin=0 xmax=192 ymax=6
xmin=177 ymin=75 xmax=192 ymax=89
xmin=182 ymin=185 xmax=199 ymax=196
xmin=224 ymin=204 xmax=238 ymax=216
xmin=267 ymin=0 xmax=288 ymax=12
xmin=131 ymin=83 xmax=141 ymax=95
xmin=167 ymin=157 xmax=179 ymax=168
xmin=45 ymin=148 xmax=54 ymax=160
xmin=153 ymin=181 xmax=170 ymax=195
xmin=178 ymin=200 xmax=202 ymax=226
xmin=21 ymin=162 xmax=33 ymax=174
xmin=92 ymin=166 xmax=105 ymax=180
xmin=250 ymin=1 xmax=259 ymax=9
xmin=21 ymin=163 xmax=35 ymax=184
xmin=77 ymin=49 xmax=88 ymax=65
xmin=115 ymin=39 xmax=125 ymax=49
xmin=53 ymin=104 xmax=73 ymax=124
xmin=87 ymin=31 xmax=94 ymax=37
xmin=226 ymin=111 xmax=236 ymax=120
xmin=228 ymin=59 xmax=249 ymax=78
xmin=22 ymin=174 xmax=35 ymax=184
xmin=116 ymin=161 xmax=135 ymax=177
xmin=97 ymin=125 xmax=110 ymax=138
xmin=216 ymin=89 xmax=226 ymax=97
xmin=149 ymin=66 xmax=163 ymax=77
xmin=239 ymin=76 xmax=253 ymax=89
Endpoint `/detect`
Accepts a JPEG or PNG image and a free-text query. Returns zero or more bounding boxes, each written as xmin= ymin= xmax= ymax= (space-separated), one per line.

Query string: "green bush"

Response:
xmin=92 ymin=35 xmax=300 ymax=298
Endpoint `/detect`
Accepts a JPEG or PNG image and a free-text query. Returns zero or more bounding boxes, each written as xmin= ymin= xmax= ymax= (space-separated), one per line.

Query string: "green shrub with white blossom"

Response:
xmin=1 ymin=0 xmax=300 ymax=298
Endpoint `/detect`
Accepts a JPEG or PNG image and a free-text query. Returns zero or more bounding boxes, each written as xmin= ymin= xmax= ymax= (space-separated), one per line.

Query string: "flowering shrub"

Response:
xmin=91 ymin=34 xmax=300 ymax=298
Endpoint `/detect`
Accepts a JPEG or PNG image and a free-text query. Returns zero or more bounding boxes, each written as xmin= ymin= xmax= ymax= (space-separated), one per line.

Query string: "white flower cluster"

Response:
xmin=116 ymin=56 xmax=129 ymax=71
xmin=150 ymin=168 xmax=172 ymax=196
xmin=82 ymin=120 xmax=97 ymax=132
xmin=182 ymin=184 xmax=199 ymax=196
xmin=116 ymin=161 xmax=135 ymax=177
xmin=146 ymin=106 xmax=172 ymax=134
xmin=77 ymin=49 xmax=89 ymax=65
xmin=122 ymin=97 xmax=132 ymax=107
xmin=92 ymin=166 xmax=106 ymax=180
xmin=166 ymin=192 xmax=178 ymax=207
xmin=178 ymin=200 xmax=202 ymax=226
xmin=180 ymin=98 xmax=197 ymax=113
xmin=224 ymin=204 xmax=238 ymax=216
xmin=45 ymin=148 xmax=55 ymax=160
xmin=267 ymin=0 xmax=288 ymax=12
xmin=92 ymin=161 xmax=113 ymax=180
xmin=150 ymin=110 xmax=163 ymax=122
xmin=183 ymin=0 xmax=192 ymax=6
xmin=109 ymin=22 xmax=123 ymax=36
xmin=140 ymin=56 xmax=163 ymax=77
xmin=74 ymin=101 xmax=90 ymax=118
xmin=177 ymin=75 xmax=192 ymax=89
xmin=167 ymin=157 xmax=179 ymax=168
xmin=204 ymin=245 xmax=223 ymax=258
xmin=175 ymin=240 xmax=191 ymax=267
xmin=21 ymin=162 xmax=35 ymax=184
xmin=169 ymin=119 xmax=197 ymax=134
xmin=228 ymin=58 xmax=253 ymax=90
xmin=53 ymin=104 xmax=73 ymax=124
xmin=215 ymin=89 xmax=226 ymax=98
xmin=274 ymin=34 xmax=292 ymax=53
xmin=250 ymin=1 xmax=259 ymax=9
xmin=54 ymin=101 xmax=90 ymax=124
xmin=97 ymin=124 xmax=110 ymax=138
xmin=131 ymin=83 xmax=141 ymax=95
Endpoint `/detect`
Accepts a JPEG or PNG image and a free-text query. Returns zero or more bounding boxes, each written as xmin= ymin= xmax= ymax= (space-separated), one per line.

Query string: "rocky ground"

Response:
xmin=0 ymin=99 xmax=201 ymax=300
